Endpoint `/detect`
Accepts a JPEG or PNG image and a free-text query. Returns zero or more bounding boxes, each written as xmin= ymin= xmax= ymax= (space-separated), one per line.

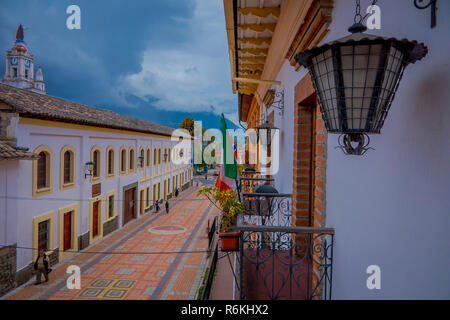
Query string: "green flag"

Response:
xmin=220 ymin=113 xmax=237 ymax=179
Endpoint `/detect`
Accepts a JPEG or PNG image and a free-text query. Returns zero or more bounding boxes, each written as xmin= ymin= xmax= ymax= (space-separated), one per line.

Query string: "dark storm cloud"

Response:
xmin=0 ymin=0 xmax=237 ymax=128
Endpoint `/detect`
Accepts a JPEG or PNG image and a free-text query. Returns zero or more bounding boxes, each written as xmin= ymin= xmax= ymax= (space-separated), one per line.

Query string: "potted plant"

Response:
xmin=198 ymin=187 xmax=244 ymax=251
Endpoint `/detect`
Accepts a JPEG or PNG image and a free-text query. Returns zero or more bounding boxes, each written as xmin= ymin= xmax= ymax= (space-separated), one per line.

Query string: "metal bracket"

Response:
xmin=414 ymin=0 xmax=437 ymax=28
xmin=268 ymin=89 xmax=284 ymax=117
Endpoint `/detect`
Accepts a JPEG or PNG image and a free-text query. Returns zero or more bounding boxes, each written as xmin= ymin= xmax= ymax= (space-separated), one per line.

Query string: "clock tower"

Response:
xmin=2 ymin=25 xmax=46 ymax=94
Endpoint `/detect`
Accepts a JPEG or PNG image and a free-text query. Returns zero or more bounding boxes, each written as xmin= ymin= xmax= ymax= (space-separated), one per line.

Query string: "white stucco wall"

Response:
xmin=4 ymin=121 xmax=193 ymax=271
xmin=323 ymin=0 xmax=450 ymax=299
xmin=269 ymin=0 xmax=450 ymax=299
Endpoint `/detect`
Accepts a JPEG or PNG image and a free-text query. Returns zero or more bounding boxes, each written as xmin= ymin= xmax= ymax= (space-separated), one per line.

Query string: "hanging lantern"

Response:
xmin=294 ymin=21 xmax=427 ymax=155
xmin=254 ymin=120 xmax=279 ymax=147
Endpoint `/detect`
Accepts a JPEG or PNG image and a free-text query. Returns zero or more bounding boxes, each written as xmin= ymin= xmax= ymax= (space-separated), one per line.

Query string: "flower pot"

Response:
xmin=219 ymin=231 xmax=240 ymax=251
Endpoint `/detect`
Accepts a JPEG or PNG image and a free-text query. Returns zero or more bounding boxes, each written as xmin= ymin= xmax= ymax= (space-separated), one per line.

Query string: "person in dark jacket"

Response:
xmin=155 ymin=200 xmax=159 ymax=213
xmin=34 ymin=250 xmax=50 ymax=284
xmin=165 ymin=200 xmax=169 ymax=214
xmin=175 ymin=188 xmax=179 ymax=197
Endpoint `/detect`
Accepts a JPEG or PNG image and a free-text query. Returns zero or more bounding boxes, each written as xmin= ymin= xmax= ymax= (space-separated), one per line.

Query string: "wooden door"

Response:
xmin=140 ymin=189 xmax=144 ymax=214
xmin=123 ymin=187 xmax=136 ymax=225
xmin=63 ymin=211 xmax=72 ymax=251
xmin=92 ymin=202 xmax=99 ymax=238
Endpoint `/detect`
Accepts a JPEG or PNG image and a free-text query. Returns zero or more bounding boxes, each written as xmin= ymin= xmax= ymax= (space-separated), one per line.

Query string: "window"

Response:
xmin=153 ymin=148 xmax=157 ymax=166
xmin=106 ymin=191 xmax=116 ymax=221
xmin=90 ymin=146 xmax=101 ymax=181
xmin=33 ymin=145 xmax=53 ymax=197
xmin=146 ymin=148 xmax=150 ymax=167
xmin=37 ymin=152 xmax=48 ymax=189
xmin=38 ymin=220 xmax=50 ymax=252
xmin=63 ymin=152 xmax=71 ymax=183
xmin=120 ymin=147 xmax=127 ymax=174
xmin=25 ymin=68 xmax=29 ymax=78
xmin=129 ymin=147 xmax=135 ymax=172
xmin=108 ymin=194 xmax=114 ymax=219
xmin=60 ymin=145 xmax=76 ymax=190
xmin=139 ymin=147 xmax=145 ymax=169
xmin=12 ymin=67 xmax=17 ymax=77
xmin=32 ymin=211 xmax=54 ymax=261
xmin=158 ymin=148 xmax=161 ymax=165
xmin=93 ymin=151 xmax=99 ymax=177
xmin=106 ymin=147 xmax=114 ymax=177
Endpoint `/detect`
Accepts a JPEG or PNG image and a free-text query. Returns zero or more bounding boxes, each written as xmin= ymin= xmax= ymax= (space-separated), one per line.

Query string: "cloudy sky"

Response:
xmin=0 ymin=0 xmax=238 ymax=129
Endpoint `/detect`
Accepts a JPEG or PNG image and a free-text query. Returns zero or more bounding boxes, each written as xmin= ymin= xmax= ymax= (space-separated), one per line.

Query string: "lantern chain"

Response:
xmin=354 ymin=0 xmax=379 ymax=24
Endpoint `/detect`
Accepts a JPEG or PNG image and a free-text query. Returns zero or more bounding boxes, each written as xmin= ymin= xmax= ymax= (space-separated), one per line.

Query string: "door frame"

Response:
xmin=122 ymin=182 xmax=138 ymax=226
xmin=89 ymin=195 xmax=103 ymax=244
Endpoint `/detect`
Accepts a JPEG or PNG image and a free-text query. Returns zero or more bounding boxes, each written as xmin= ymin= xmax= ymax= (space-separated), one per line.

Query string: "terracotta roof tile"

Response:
xmin=0 ymin=83 xmax=175 ymax=137
xmin=0 ymin=141 xmax=39 ymax=160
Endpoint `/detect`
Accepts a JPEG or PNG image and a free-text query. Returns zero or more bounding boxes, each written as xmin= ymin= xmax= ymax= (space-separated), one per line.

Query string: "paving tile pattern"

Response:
xmin=3 ymin=186 xmax=218 ymax=300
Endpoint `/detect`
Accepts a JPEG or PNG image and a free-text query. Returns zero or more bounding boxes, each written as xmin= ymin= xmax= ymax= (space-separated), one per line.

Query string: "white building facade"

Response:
xmin=0 ymin=27 xmax=193 ymax=295
xmin=224 ymin=0 xmax=450 ymax=299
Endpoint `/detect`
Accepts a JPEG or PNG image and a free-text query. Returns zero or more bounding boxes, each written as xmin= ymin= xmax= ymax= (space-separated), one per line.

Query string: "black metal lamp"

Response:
xmin=254 ymin=183 xmax=278 ymax=194
xmin=180 ymin=150 xmax=184 ymax=158
xmin=294 ymin=2 xmax=428 ymax=155
xmin=254 ymin=120 xmax=279 ymax=147
xmin=85 ymin=161 xmax=95 ymax=178
xmin=163 ymin=152 xmax=168 ymax=162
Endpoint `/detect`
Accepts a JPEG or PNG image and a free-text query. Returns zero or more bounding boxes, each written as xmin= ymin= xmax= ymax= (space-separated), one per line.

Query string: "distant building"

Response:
xmin=0 ymin=25 xmax=193 ymax=296
xmin=2 ymin=25 xmax=46 ymax=94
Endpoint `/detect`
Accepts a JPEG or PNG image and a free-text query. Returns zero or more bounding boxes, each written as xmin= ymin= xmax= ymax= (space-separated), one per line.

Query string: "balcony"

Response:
xmin=236 ymin=207 xmax=334 ymax=300
xmin=204 ymin=173 xmax=334 ymax=300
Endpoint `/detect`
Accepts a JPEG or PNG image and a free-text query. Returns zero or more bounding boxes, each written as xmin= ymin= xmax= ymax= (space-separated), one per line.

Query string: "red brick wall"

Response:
xmin=292 ymin=76 xmax=328 ymax=299
xmin=292 ymin=75 xmax=327 ymax=229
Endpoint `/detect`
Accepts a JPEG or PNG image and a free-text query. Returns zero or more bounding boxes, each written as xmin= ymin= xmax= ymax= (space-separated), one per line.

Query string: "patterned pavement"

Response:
xmin=4 ymin=185 xmax=218 ymax=300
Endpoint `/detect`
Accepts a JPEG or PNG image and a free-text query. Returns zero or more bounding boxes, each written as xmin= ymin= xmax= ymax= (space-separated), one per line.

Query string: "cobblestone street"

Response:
xmin=2 ymin=185 xmax=218 ymax=300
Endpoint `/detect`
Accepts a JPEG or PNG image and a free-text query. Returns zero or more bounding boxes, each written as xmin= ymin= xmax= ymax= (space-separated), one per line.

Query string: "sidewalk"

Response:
xmin=3 ymin=186 xmax=215 ymax=300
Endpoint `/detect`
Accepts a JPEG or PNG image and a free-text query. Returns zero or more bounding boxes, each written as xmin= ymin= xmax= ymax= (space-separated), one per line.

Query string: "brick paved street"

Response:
xmin=3 ymin=185 xmax=218 ymax=300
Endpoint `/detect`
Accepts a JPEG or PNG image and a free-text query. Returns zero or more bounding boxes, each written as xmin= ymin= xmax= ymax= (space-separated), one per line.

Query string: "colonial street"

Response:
xmin=2 ymin=182 xmax=218 ymax=300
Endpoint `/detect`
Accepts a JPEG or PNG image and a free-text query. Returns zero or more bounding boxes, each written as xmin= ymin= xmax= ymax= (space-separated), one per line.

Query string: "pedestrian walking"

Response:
xmin=34 ymin=250 xmax=51 ymax=285
xmin=155 ymin=200 xmax=159 ymax=213
xmin=165 ymin=200 xmax=169 ymax=214
xmin=175 ymin=188 xmax=179 ymax=197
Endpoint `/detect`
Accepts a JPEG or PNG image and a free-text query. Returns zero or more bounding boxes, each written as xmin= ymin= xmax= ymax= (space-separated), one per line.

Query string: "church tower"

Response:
xmin=2 ymin=25 xmax=46 ymax=94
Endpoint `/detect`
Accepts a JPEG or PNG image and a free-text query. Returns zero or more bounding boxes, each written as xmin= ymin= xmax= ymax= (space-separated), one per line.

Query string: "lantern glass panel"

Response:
xmin=341 ymin=44 xmax=382 ymax=131
xmin=372 ymin=46 xmax=404 ymax=130
xmin=311 ymin=48 xmax=339 ymax=131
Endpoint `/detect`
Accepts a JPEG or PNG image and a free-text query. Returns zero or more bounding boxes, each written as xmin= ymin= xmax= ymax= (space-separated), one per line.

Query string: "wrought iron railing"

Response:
xmin=234 ymin=192 xmax=334 ymax=300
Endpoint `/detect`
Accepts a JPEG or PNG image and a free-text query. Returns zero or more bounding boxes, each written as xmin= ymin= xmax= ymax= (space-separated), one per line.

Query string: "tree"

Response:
xmin=180 ymin=117 xmax=195 ymax=137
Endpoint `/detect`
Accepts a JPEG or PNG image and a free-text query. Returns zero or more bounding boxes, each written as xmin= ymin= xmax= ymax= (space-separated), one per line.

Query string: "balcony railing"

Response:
xmin=234 ymin=192 xmax=334 ymax=300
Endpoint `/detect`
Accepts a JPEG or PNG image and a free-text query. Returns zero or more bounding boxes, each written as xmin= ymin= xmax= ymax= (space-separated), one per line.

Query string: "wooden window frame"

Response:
xmin=90 ymin=146 xmax=102 ymax=183
xmin=119 ymin=146 xmax=127 ymax=176
xmin=32 ymin=145 xmax=53 ymax=198
xmin=60 ymin=145 xmax=76 ymax=191
xmin=106 ymin=146 xmax=115 ymax=179
xmin=105 ymin=190 xmax=116 ymax=221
